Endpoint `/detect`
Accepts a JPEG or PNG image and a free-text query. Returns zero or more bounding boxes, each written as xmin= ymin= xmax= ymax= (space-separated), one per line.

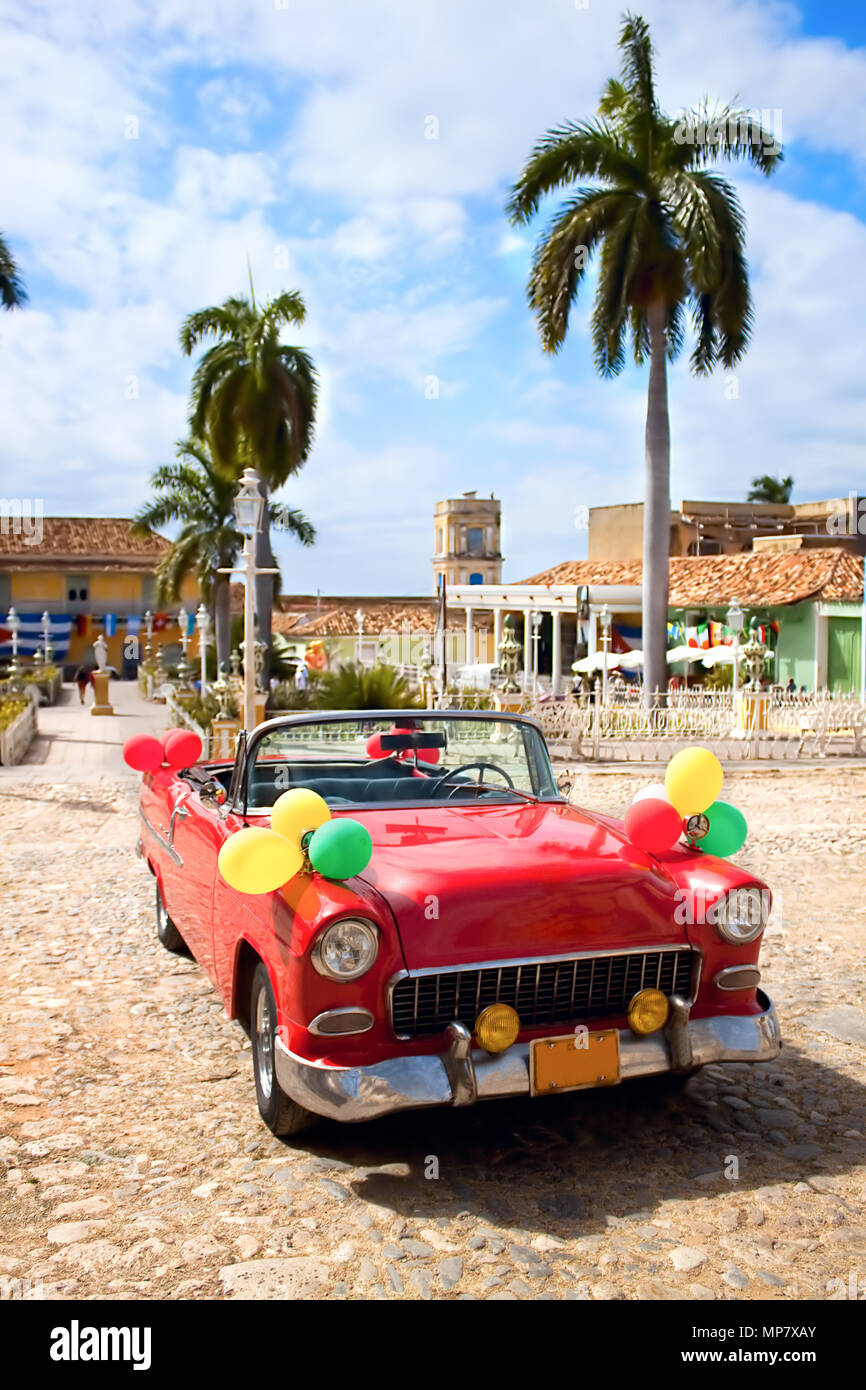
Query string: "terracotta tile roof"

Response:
xmin=285 ymin=601 xmax=438 ymax=637
xmin=0 ymin=517 xmax=170 ymax=571
xmin=521 ymin=548 xmax=864 ymax=607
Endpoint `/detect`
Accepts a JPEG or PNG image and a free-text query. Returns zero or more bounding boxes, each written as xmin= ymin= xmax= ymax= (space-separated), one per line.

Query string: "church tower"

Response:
xmin=432 ymin=492 xmax=502 ymax=593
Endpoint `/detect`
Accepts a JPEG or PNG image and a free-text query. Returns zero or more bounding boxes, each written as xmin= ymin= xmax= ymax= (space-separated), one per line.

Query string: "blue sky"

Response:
xmin=2 ymin=0 xmax=865 ymax=594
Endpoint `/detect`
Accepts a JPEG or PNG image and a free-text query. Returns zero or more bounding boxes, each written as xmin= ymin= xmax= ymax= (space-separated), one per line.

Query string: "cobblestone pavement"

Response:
xmin=1 ymin=769 xmax=864 ymax=1302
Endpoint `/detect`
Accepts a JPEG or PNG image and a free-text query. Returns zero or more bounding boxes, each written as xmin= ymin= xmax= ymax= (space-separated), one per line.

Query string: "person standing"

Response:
xmin=73 ymin=660 xmax=96 ymax=704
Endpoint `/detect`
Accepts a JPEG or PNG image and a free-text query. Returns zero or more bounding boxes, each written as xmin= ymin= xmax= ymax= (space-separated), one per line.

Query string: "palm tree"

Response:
xmin=748 ymin=474 xmax=794 ymax=504
xmin=313 ymin=661 xmax=421 ymax=711
xmin=132 ymin=439 xmax=315 ymax=670
xmin=179 ymin=279 xmax=317 ymax=675
xmin=506 ymin=12 xmax=782 ymax=703
xmin=0 ymin=234 xmax=27 ymax=309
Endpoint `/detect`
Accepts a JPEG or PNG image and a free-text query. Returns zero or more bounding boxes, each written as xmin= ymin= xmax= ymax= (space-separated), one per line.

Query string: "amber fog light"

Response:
xmin=628 ymin=988 xmax=670 ymax=1036
xmin=475 ymin=1003 xmax=520 ymax=1053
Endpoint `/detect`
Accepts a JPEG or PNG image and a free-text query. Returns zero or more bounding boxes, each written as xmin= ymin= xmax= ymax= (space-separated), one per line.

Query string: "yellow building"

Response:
xmin=432 ymin=492 xmax=502 ymax=592
xmin=0 ymin=517 xmax=199 ymax=675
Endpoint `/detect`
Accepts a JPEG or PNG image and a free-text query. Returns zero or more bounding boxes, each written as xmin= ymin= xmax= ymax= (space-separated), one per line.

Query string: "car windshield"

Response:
xmin=246 ymin=713 xmax=559 ymax=810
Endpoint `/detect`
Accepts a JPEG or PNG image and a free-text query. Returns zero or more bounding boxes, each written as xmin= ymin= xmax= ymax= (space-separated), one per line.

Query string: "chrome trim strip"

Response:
xmin=273 ymin=993 xmax=782 ymax=1122
xmin=309 ymin=1007 xmax=375 ymax=1037
xmin=389 ymin=943 xmax=692 ymax=981
xmin=714 ymin=964 xmax=761 ymax=991
xmin=139 ymin=806 xmax=182 ymax=867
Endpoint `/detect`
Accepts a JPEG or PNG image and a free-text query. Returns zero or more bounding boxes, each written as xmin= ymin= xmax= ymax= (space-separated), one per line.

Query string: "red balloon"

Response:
xmin=162 ymin=728 xmax=203 ymax=769
xmin=416 ymin=746 xmax=441 ymax=766
xmin=122 ymin=734 xmax=164 ymax=773
xmin=624 ymin=797 xmax=683 ymax=854
xmin=365 ymin=732 xmax=386 ymax=759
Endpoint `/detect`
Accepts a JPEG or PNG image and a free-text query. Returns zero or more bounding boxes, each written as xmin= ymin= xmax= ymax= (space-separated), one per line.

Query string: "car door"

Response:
xmin=167 ymin=786 xmax=225 ymax=981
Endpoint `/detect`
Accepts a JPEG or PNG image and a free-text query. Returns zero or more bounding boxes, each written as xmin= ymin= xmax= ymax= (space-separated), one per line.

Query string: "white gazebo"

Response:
xmin=445 ymin=581 xmax=642 ymax=695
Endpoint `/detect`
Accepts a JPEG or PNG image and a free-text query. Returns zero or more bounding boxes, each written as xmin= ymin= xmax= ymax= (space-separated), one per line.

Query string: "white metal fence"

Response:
xmin=436 ymin=686 xmax=866 ymax=761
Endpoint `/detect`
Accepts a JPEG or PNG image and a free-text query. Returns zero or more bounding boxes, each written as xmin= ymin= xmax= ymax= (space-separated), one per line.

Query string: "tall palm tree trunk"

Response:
xmin=254 ymin=479 xmax=275 ymax=685
xmin=642 ymin=299 xmax=671 ymax=709
xmin=213 ymin=573 xmax=231 ymax=674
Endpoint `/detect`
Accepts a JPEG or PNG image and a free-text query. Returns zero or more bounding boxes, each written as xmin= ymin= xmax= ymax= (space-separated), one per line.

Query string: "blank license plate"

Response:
xmin=530 ymin=1029 xmax=621 ymax=1096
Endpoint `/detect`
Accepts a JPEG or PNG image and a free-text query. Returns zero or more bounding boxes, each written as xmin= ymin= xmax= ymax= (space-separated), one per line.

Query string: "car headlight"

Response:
xmin=713 ymin=887 xmax=768 ymax=944
xmin=312 ymin=919 xmax=379 ymax=981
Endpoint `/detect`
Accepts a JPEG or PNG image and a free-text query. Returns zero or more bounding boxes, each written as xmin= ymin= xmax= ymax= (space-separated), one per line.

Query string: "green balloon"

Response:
xmin=308 ymin=818 xmax=373 ymax=880
xmin=699 ymin=800 xmax=747 ymax=858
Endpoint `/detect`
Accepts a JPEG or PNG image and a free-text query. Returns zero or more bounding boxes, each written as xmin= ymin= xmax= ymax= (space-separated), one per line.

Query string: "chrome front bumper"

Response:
xmin=274 ymin=991 xmax=781 ymax=1123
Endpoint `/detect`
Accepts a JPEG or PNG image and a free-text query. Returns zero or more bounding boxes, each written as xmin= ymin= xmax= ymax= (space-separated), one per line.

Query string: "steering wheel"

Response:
xmin=428 ymin=760 xmax=516 ymax=799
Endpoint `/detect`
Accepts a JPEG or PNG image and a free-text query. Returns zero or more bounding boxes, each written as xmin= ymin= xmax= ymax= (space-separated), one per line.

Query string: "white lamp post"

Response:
xmin=41 ymin=610 xmax=51 ymax=659
xmin=195 ymin=603 xmax=210 ymax=697
xmin=355 ymin=607 xmax=365 ymax=667
xmin=6 ymin=607 xmax=22 ymax=688
xmin=218 ymin=469 xmax=278 ymax=733
xmin=530 ymin=611 xmax=542 ymax=696
xmin=6 ymin=606 xmax=19 ymax=663
xmin=599 ymin=604 xmax=612 ymax=707
xmin=144 ymin=609 xmax=153 ymax=660
xmin=727 ymin=600 xmax=744 ymax=696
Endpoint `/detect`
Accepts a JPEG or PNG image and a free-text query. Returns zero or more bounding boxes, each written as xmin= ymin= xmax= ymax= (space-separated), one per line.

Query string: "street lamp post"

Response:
xmin=355 ymin=608 xmax=365 ymax=667
xmin=530 ymin=611 xmax=542 ymax=697
xmin=727 ymin=600 xmax=744 ymax=696
xmin=599 ymin=604 xmax=612 ymax=707
xmin=218 ymin=469 xmax=278 ymax=733
xmin=41 ymin=610 xmax=51 ymax=661
xmin=6 ymin=607 xmax=21 ymax=689
xmin=144 ymin=610 xmax=153 ymax=662
xmin=195 ymin=603 xmax=210 ymax=698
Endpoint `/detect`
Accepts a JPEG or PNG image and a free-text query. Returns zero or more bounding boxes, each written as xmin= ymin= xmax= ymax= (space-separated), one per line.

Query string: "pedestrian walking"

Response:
xmin=73 ymin=660 xmax=96 ymax=704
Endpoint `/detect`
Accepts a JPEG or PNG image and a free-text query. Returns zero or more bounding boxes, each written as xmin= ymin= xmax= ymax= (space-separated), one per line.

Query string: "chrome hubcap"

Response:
xmin=255 ymin=986 xmax=274 ymax=1100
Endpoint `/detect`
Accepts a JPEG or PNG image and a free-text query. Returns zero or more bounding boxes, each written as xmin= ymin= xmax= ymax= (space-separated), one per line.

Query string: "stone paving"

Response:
xmin=0 ymin=766 xmax=864 ymax=1302
xmin=7 ymin=680 xmax=169 ymax=784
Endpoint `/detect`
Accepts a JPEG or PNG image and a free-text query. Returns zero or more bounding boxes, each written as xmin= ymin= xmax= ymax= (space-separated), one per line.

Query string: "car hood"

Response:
xmin=355 ymin=800 xmax=687 ymax=969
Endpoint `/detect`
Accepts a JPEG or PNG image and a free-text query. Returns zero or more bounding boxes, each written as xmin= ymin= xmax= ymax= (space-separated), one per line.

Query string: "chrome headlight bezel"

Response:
xmin=712 ymin=887 xmax=769 ymax=945
xmin=311 ymin=918 xmax=379 ymax=981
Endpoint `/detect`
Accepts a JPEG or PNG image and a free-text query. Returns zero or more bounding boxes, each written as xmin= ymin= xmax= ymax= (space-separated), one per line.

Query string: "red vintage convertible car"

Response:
xmin=137 ymin=710 xmax=781 ymax=1134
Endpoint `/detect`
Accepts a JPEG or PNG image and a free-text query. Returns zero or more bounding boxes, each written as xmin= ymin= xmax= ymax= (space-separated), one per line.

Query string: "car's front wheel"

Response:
xmin=250 ymin=964 xmax=316 ymax=1136
xmin=155 ymin=882 xmax=185 ymax=953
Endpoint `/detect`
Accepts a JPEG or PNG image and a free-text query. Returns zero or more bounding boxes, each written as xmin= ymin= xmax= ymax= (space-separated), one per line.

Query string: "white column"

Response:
xmin=465 ymin=607 xmax=473 ymax=665
xmin=493 ymin=608 xmax=502 ymax=662
xmin=523 ymin=610 xmax=532 ymax=691
xmin=551 ymin=610 xmax=562 ymax=695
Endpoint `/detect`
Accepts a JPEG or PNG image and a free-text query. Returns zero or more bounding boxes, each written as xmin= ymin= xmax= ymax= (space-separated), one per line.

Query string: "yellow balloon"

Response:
xmin=664 ymin=746 xmax=724 ymax=817
xmin=218 ymin=827 xmax=303 ymax=895
xmin=271 ymin=788 xmax=331 ymax=847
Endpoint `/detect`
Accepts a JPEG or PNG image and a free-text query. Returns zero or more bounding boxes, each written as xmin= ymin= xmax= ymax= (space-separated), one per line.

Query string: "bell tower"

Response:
xmin=432 ymin=491 xmax=502 ymax=593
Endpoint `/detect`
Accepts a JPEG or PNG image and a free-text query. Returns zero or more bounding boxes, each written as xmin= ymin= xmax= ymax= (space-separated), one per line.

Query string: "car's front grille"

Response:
xmin=390 ymin=948 xmax=694 ymax=1039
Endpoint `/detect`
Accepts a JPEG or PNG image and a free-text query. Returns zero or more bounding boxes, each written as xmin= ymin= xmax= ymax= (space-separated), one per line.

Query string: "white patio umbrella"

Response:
xmin=666 ymin=644 xmax=707 ymax=664
xmin=571 ymin=649 xmax=624 ymax=674
xmin=615 ymin=649 xmax=644 ymax=670
xmin=701 ymin=645 xmax=735 ymax=667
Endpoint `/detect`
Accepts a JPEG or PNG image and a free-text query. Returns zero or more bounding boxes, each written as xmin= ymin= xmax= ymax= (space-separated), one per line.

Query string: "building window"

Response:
xmin=66 ymin=574 xmax=89 ymax=604
xmin=0 ymin=572 xmax=10 ymax=609
xmin=467 ymin=527 xmax=484 ymax=556
xmin=469 ymin=572 xmax=483 ymax=585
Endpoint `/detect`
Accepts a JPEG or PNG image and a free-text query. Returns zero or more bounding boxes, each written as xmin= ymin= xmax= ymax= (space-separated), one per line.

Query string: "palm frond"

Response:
xmin=507 ymin=123 xmax=643 ymax=225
